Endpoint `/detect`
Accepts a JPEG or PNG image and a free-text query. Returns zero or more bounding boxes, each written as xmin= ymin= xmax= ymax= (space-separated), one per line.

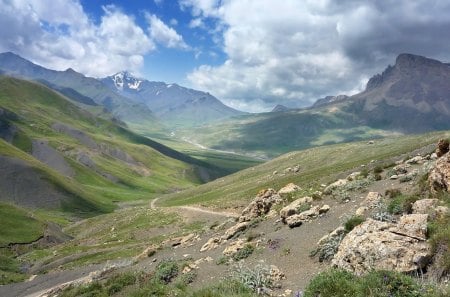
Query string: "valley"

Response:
xmin=0 ymin=52 xmax=449 ymax=297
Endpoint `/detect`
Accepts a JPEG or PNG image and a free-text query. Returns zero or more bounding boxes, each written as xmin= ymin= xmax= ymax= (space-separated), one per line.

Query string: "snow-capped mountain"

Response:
xmin=102 ymin=72 xmax=245 ymax=126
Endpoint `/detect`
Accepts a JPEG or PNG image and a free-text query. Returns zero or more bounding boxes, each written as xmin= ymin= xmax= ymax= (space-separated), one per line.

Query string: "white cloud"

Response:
xmin=0 ymin=0 xmax=187 ymax=77
xmin=146 ymin=13 xmax=189 ymax=49
xmin=188 ymin=17 xmax=204 ymax=28
xmin=182 ymin=0 xmax=450 ymax=112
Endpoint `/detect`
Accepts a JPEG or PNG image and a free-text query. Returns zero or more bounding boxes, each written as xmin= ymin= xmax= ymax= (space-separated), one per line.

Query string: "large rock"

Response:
xmin=323 ymin=179 xmax=348 ymax=195
xmin=364 ymin=192 xmax=382 ymax=208
xmin=392 ymin=214 xmax=428 ymax=240
xmin=239 ymin=188 xmax=283 ymax=222
xmin=222 ymin=222 xmax=249 ymax=240
xmin=429 ymin=152 xmax=450 ymax=193
xmin=332 ymin=218 xmax=431 ymax=275
xmin=278 ymin=183 xmax=301 ymax=194
xmin=436 ymin=138 xmax=449 ymax=158
xmin=285 ymin=205 xmax=321 ymax=228
xmin=223 ymin=239 xmax=246 ymax=256
xmin=200 ymin=236 xmax=222 ymax=252
xmin=279 ymin=196 xmax=313 ymax=220
xmin=412 ymin=199 xmax=439 ymax=214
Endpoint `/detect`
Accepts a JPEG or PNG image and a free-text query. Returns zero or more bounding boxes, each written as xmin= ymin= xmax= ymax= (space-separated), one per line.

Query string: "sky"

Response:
xmin=1 ymin=0 xmax=450 ymax=112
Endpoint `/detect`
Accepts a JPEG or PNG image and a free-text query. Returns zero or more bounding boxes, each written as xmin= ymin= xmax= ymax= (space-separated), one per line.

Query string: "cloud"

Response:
xmin=146 ymin=13 xmax=189 ymax=49
xmin=182 ymin=0 xmax=450 ymax=112
xmin=0 ymin=0 xmax=187 ymax=77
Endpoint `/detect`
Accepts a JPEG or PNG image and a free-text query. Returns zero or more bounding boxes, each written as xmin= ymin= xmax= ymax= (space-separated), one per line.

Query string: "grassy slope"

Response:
xmin=159 ymin=131 xmax=450 ymax=209
xmin=0 ymin=76 xmax=212 ymax=214
xmin=178 ymin=104 xmax=400 ymax=158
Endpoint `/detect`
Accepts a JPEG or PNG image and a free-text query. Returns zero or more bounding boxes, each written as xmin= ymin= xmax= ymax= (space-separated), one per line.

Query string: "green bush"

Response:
xmin=344 ymin=216 xmax=365 ymax=232
xmin=387 ymin=195 xmax=419 ymax=215
xmin=155 ymin=260 xmax=179 ymax=284
xmin=429 ymin=214 xmax=450 ymax=277
xmin=373 ymin=166 xmax=384 ymax=174
xmin=232 ymin=244 xmax=255 ymax=261
xmin=105 ymin=272 xmax=136 ymax=295
xmin=189 ymin=279 xmax=255 ymax=297
xmin=304 ymin=269 xmax=445 ymax=297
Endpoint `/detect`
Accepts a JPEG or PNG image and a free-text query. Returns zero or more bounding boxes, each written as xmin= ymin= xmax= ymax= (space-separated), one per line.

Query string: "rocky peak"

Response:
xmin=110 ymin=71 xmax=142 ymax=91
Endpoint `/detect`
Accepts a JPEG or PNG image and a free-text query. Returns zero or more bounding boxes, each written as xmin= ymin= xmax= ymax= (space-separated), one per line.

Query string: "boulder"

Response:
xmin=391 ymin=214 xmax=428 ymax=240
xmin=222 ymin=222 xmax=249 ymax=240
xmin=278 ymin=183 xmax=301 ymax=194
xmin=136 ymin=245 xmax=158 ymax=260
xmin=200 ymin=236 xmax=222 ymax=252
xmin=364 ymin=192 xmax=382 ymax=208
xmin=279 ymin=196 xmax=313 ymax=219
xmin=436 ymin=138 xmax=449 ymax=158
xmin=223 ymin=239 xmax=246 ymax=256
xmin=332 ymin=218 xmax=431 ymax=275
xmin=323 ymin=179 xmax=348 ymax=195
xmin=429 ymin=152 xmax=450 ymax=193
xmin=319 ymin=204 xmax=330 ymax=214
xmin=239 ymin=188 xmax=283 ymax=222
xmin=317 ymin=226 xmax=346 ymax=247
xmin=285 ymin=205 xmax=321 ymax=228
xmin=412 ymin=199 xmax=439 ymax=215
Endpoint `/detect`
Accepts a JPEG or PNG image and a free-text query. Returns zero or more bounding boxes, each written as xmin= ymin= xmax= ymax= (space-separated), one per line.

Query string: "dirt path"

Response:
xmin=151 ymin=197 xmax=239 ymax=218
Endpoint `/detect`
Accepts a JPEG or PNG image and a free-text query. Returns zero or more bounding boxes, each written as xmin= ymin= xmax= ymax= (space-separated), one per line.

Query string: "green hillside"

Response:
xmin=158 ymin=131 xmax=450 ymax=209
xmin=0 ymin=76 xmax=221 ymax=216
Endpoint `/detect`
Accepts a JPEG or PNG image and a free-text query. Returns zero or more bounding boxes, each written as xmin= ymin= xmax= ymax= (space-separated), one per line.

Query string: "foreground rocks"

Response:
xmin=239 ymin=188 xmax=283 ymax=222
xmin=429 ymin=150 xmax=450 ymax=193
xmin=332 ymin=218 xmax=431 ymax=275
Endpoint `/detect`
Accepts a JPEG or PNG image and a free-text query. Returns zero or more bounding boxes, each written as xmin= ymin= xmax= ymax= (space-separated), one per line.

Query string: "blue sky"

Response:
xmin=1 ymin=1 xmax=450 ymax=112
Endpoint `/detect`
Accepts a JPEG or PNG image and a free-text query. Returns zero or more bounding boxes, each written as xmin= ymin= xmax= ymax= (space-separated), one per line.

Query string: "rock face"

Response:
xmin=332 ymin=218 xmax=431 ymax=275
xmin=239 ymin=189 xmax=283 ymax=222
xmin=279 ymin=196 xmax=313 ymax=220
xmin=412 ymin=199 xmax=439 ymax=215
xmin=429 ymin=151 xmax=450 ymax=193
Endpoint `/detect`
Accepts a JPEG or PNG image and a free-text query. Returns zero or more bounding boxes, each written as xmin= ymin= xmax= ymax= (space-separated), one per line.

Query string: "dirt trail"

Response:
xmin=151 ymin=197 xmax=239 ymax=218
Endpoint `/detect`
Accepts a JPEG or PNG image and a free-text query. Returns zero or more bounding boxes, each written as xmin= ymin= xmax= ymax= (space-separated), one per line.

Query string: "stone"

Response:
xmin=390 ymin=174 xmax=399 ymax=180
xmin=355 ymin=206 xmax=368 ymax=216
xmin=279 ymin=196 xmax=313 ymax=219
xmin=200 ymin=236 xmax=222 ymax=252
xmin=223 ymin=239 xmax=246 ymax=256
xmin=222 ymin=222 xmax=249 ymax=240
xmin=412 ymin=199 xmax=439 ymax=214
xmin=278 ymin=183 xmax=301 ymax=194
xmin=429 ymin=152 xmax=450 ymax=193
xmin=136 ymin=245 xmax=158 ymax=260
xmin=391 ymin=214 xmax=428 ymax=240
xmin=364 ymin=192 xmax=382 ymax=208
xmin=347 ymin=172 xmax=361 ymax=181
xmin=436 ymin=138 xmax=450 ymax=158
xmin=323 ymin=179 xmax=348 ymax=195
xmin=239 ymin=188 xmax=283 ymax=222
xmin=269 ymin=265 xmax=285 ymax=281
xmin=319 ymin=204 xmax=330 ymax=214
xmin=285 ymin=205 xmax=320 ymax=228
xmin=317 ymin=226 xmax=346 ymax=247
xmin=332 ymin=219 xmax=431 ymax=275
xmin=406 ymin=156 xmax=423 ymax=165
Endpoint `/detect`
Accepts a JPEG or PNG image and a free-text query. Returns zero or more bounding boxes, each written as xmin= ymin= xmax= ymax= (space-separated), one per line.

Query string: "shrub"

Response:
xmin=387 ymin=195 xmax=419 ymax=215
xmin=374 ymin=173 xmax=382 ymax=181
xmin=372 ymin=201 xmax=396 ymax=222
xmin=344 ymin=216 xmax=365 ymax=232
xmin=189 ymin=279 xmax=255 ymax=297
xmin=429 ymin=214 xmax=450 ymax=277
xmin=232 ymin=263 xmax=273 ymax=295
xmin=296 ymin=203 xmax=311 ymax=213
xmin=216 ymin=256 xmax=230 ymax=266
xmin=106 ymin=272 xmax=137 ymax=295
xmin=310 ymin=232 xmax=346 ymax=262
xmin=232 ymin=244 xmax=255 ymax=261
xmin=360 ymin=168 xmax=369 ymax=178
xmin=155 ymin=260 xmax=179 ymax=284
xmin=373 ymin=166 xmax=383 ymax=174
xmin=385 ymin=188 xmax=402 ymax=198
xmin=304 ymin=269 xmax=445 ymax=297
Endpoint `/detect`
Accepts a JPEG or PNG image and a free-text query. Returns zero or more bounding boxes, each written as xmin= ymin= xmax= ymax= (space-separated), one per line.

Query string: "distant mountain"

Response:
xmin=180 ymin=53 xmax=450 ymax=157
xmin=312 ymin=95 xmax=349 ymax=108
xmin=271 ymin=104 xmax=291 ymax=112
xmin=101 ymin=71 xmax=245 ymax=126
xmin=349 ymin=53 xmax=450 ymax=132
xmin=0 ymin=52 xmax=156 ymax=125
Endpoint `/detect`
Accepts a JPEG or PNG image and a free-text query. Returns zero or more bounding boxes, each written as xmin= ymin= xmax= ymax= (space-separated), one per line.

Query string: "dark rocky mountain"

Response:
xmin=0 ymin=52 xmax=155 ymax=124
xmin=271 ymin=104 xmax=291 ymax=112
xmin=101 ymin=71 xmax=245 ymax=126
xmin=348 ymin=53 xmax=450 ymax=132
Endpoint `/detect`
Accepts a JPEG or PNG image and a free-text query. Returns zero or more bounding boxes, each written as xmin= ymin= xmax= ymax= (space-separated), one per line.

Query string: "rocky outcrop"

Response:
xmin=412 ymin=199 xmax=439 ymax=215
xmin=222 ymin=222 xmax=249 ymax=240
xmin=429 ymin=151 xmax=450 ymax=193
xmin=279 ymin=196 xmax=313 ymax=220
xmin=332 ymin=218 xmax=431 ymax=275
xmin=285 ymin=205 xmax=330 ymax=228
xmin=223 ymin=239 xmax=246 ymax=256
xmin=278 ymin=183 xmax=301 ymax=194
xmin=323 ymin=179 xmax=348 ymax=195
xmin=239 ymin=189 xmax=283 ymax=222
xmin=436 ymin=138 xmax=449 ymax=158
xmin=200 ymin=236 xmax=221 ymax=252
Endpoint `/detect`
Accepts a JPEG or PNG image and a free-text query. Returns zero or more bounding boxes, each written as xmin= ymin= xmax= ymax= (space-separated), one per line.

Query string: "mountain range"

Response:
xmin=179 ymin=53 xmax=450 ymax=158
xmin=101 ymin=71 xmax=244 ymax=127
